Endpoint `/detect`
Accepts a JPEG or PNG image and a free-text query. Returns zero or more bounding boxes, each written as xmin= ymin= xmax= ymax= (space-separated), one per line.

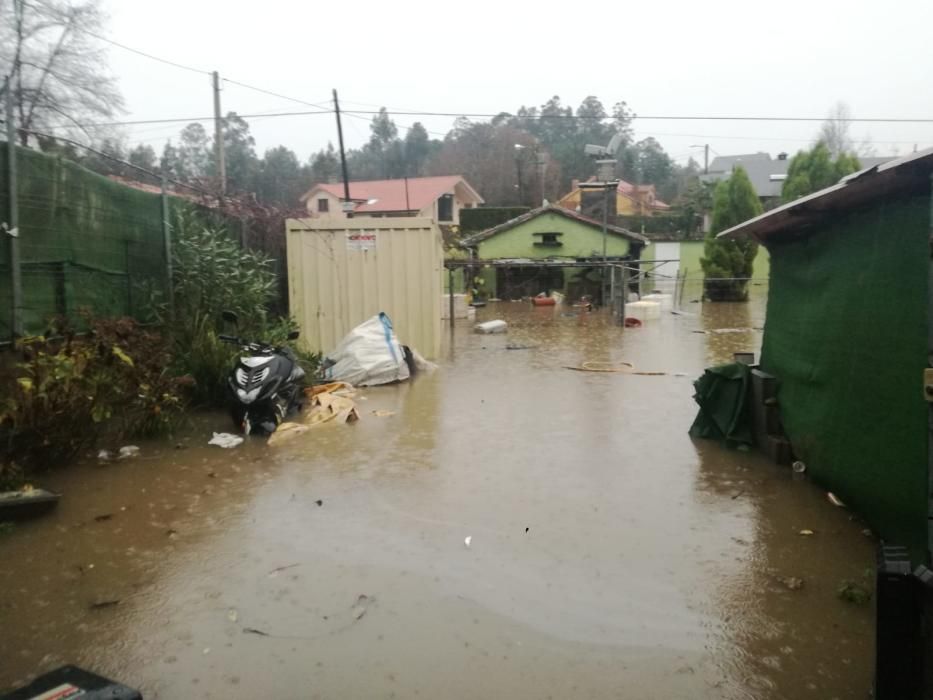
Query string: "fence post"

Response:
xmin=160 ymin=172 xmax=174 ymax=319
xmin=4 ymin=76 xmax=23 ymax=340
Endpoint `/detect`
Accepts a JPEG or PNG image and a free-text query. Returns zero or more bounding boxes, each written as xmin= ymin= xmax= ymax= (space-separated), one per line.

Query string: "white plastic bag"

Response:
xmin=323 ymin=313 xmax=411 ymax=387
xmin=208 ymin=432 xmax=244 ymax=449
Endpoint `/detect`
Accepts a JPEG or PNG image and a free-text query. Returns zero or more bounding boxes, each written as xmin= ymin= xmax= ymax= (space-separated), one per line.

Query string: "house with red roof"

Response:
xmin=300 ymin=175 xmax=484 ymax=225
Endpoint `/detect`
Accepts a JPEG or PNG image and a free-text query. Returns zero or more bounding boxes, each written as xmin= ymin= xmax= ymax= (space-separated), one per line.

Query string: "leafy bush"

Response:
xmin=700 ymin=167 xmax=761 ymax=301
xmin=158 ymin=211 xmax=312 ymax=407
xmin=0 ymin=317 xmax=188 ymax=478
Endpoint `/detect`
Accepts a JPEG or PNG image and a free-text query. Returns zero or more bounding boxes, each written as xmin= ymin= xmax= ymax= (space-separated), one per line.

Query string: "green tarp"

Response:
xmin=689 ymin=362 xmax=754 ymax=448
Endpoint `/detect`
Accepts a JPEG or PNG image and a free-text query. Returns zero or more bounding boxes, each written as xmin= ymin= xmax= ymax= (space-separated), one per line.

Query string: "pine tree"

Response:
xmin=700 ymin=166 xmax=761 ymax=301
xmin=782 ymin=142 xmax=861 ymax=202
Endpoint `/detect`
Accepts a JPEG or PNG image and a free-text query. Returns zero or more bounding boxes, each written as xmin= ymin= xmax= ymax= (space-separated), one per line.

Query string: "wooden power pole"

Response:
xmin=332 ymin=89 xmax=353 ymax=218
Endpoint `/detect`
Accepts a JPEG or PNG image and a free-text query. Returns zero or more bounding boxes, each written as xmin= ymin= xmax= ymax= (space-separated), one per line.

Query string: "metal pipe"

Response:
xmin=448 ymin=268 xmax=455 ymax=329
xmin=5 ymin=75 xmax=22 ymax=339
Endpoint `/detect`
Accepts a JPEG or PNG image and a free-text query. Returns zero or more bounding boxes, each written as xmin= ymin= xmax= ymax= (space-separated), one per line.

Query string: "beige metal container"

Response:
xmin=286 ymin=217 xmax=443 ymax=359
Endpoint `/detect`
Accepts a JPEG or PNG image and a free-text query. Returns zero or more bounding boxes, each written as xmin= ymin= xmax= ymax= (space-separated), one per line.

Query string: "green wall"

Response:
xmin=761 ymin=192 xmax=929 ymax=560
xmin=640 ymin=240 xmax=769 ymax=280
xmin=473 ymin=211 xmax=635 ymax=298
xmin=639 ymin=240 xmax=769 ymax=300
xmin=476 ymin=212 xmax=633 ymax=260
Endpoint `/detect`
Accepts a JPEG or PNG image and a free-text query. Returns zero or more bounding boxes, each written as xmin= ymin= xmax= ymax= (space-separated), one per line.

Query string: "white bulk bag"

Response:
xmin=323 ymin=313 xmax=411 ymax=387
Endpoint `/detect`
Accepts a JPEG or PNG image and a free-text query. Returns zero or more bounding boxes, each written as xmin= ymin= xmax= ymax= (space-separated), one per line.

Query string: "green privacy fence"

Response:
xmin=760 ymin=192 xmax=929 ymax=560
xmin=0 ymin=143 xmax=171 ymax=338
xmin=0 ymin=144 xmax=289 ymax=340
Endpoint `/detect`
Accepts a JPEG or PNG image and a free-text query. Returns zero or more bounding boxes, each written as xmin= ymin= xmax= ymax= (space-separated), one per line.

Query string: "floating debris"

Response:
xmin=208 ymin=433 xmax=243 ymax=449
xmin=351 ymin=594 xmax=371 ymax=621
xmin=837 ymin=580 xmax=872 ymax=605
xmin=827 ymin=492 xmax=846 ymax=508
xmin=268 ymin=563 xmax=301 ymax=577
xmin=777 ymin=576 xmax=804 ymax=591
xmin=464 ymin=535 xmax=472 ymax=548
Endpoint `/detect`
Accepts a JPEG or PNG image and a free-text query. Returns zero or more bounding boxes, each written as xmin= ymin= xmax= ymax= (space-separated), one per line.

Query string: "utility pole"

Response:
xmin=515 ymin=156 xmax=523 ymax=205
xmin=691 ymin=143 xmax=710 ymax=174
xmin=332 ymin=89 xmax=353 ymax=218
xmin=4 ymin=75 xmax=22 ymax=339
xmin=212 ymin=71 xmax=226 ymax=197
xmin=160 ymin=166 xmax=174 ymax=320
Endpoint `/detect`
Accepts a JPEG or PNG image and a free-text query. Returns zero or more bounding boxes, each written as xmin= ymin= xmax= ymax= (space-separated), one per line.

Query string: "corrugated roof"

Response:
xmin=461 ymin=204 xmax=649 ymax=246
xmin=717 ymin=147 xmax=933 ymax=242
xmin=301 ymin=175 xmax=483 ymax=213
xmin=702 ymin=153 xmax=897 ymax=199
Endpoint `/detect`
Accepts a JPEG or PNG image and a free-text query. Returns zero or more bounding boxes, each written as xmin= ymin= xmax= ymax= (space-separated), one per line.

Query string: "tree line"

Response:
xmin=3 ymin=0 xmax=878 ymax=223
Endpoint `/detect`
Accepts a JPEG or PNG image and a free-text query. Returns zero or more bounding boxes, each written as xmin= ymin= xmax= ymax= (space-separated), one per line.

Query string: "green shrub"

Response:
xmin=0 ymin=317 xmax=188 ymax=477
xmin=460 ymin=207 xmax=530 ymax=233
xmin=700 ymin=166 xmax=761 ymax=301
xmin=158 ymin=211 xmax=310 ymax=407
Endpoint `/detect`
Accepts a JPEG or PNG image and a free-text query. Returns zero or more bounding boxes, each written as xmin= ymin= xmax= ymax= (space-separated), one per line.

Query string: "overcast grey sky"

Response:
xmin=105 ymin=0 xmax=933 ymax=168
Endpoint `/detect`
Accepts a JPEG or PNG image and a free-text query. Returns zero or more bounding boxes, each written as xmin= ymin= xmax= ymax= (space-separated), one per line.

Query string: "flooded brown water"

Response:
xmin=0 ymin=288 xmax=876 ymax=699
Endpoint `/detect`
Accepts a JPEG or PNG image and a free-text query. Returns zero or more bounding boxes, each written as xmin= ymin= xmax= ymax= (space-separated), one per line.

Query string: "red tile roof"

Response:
xmin=303 ymin=175 xmax=482 ymax=213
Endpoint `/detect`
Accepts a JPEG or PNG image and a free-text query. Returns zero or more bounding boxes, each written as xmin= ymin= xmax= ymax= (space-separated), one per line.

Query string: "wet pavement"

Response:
xmin=0 ymin=288 xmax=876 ymax=699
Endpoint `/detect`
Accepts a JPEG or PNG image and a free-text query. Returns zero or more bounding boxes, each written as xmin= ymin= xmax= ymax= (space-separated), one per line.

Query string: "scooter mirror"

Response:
xmin=222 ymin=310 xmax=239 ymax=326
xmin=287 ymin=330 xmax=300 ymax=340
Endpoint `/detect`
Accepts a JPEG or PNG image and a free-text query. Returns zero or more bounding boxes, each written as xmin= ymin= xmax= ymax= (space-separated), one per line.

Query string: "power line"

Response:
xmin=84 ymin=30 xmax=211 ymax=76
xmin=36 ymin=108 xmax=933 ymax=134
xmin=220 ymin=78 xmax=331 ymax=111
xmin=339 ymin=110 xmax=933 ymax=124
xmin=18 ymin=126 xmax=215 ymax=196
xmin=18 ymin=1 xmax=210 ymax=76
xmin=38 ymin=108 xmax=333 ymax=131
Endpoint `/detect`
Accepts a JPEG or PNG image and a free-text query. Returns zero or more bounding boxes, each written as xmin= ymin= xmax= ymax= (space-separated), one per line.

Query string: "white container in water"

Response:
xmin=625 ymin=300 xmax=662 ymax=322
xmin=475 ymin=320 xmax=508 ymax=334
xmin=641 ymin=293 xmax=673 ymax=311
xmin=441 ymin=293 xmax=470 ymax=320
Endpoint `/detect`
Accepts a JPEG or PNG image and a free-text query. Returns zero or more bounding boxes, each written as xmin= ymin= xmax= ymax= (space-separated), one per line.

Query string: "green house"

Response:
xmin=460 ymin=205 xmax=647 ymax=300
xmin=720 ymin=148 xmax=933 ymax=566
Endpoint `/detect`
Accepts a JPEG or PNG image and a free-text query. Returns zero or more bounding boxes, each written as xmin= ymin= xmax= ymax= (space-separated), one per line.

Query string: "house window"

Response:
xmin=437 ymin=194 xmax=454 ymax=222
xmin=317 ymin=198 xmax=329 ymax=213
xmin=533 ymin=232 xmax=563 ymax=248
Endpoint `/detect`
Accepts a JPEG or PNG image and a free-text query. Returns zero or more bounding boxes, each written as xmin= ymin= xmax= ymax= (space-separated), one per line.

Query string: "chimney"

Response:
xmin=571 ymin=178 xmax=579 ymax=192
xmin=777 ymin=152 xmax=788 ymax=161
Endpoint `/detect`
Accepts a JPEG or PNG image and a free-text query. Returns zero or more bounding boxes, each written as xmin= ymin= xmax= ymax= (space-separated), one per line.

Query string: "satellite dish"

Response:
xmin=606 ymin=132 xmax=625 ymax=156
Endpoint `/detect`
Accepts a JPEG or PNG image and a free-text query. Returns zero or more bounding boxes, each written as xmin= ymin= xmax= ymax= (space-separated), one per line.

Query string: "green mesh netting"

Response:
xmin=760 ymin=192 xmax=929 ymax=560
xmin=0 ymin=143 xmax=170 ymax=336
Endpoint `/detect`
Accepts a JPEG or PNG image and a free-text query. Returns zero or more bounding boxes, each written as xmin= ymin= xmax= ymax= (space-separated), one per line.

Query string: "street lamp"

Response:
xmin=514 ymin=144 xmax=525 ymax=205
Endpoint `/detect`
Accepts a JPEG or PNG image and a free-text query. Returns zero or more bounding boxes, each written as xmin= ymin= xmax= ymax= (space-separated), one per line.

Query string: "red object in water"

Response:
xmin=624 ymin=317 xmax=643 ymax=327
xmin=532 ymin=296 xmax=556 ymax=306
